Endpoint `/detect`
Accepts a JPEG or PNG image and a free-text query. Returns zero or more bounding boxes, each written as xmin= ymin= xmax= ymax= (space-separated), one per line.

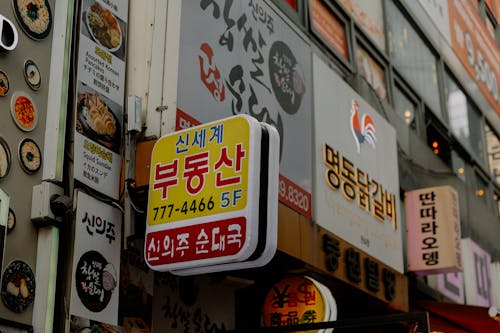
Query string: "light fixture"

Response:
xmin=476 ymin=189 xmax=485 ymax=197
xmin=457 ymin=167 xmax=465 ymax=174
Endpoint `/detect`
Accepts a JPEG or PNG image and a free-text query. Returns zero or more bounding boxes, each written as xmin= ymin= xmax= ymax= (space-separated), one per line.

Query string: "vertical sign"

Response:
xmin=448 ymin=0 xmax=500 ymax=117
xmin=145 ymin=115 xmax=263 ymax=271
xmin=313 ymin=54 xmax=403 ymax=273
xmin=462 ymin=238 xmax=492 ymax=307
xmin=73 ymin=0 xmax=128 ymax=199
xmin=176 ymin=0 xmax=313 ymax=217
xmin=491 ymin=262 xmax=500 ymax=308
xmin=70 ymin=191 xmax=122 ymax=325
xmin=405 ymin=186 xmax=462 ymax=275
xmin=427 ymin=272 xmax=465 ymax=304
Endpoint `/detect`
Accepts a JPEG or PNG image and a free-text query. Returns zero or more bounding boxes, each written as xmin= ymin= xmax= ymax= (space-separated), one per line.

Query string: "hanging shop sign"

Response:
xmin=427 ymin=272 xmax=465 ymax=304
xmin=491 ymin=262 xmax=500 ymax=308
xmin=448 ymin=0 xmax=500 ymax=118
xmin=176 ymin=0 xmax=313 ymax=218
xmin=70 ymin=191 xmax=122 ymax=325
xmin=405 ymin=185 xmax=462 ymax=275
xmin=262 ymin=276 xmax=337 ymax=332
xmin=73 ymin=0 xmax=128 ymax=200
xmin=461 ymin=238 xmax=493 ymax=307
xmin=145 ymin=115 xmax=280 ymax=273
xmin=312 ymin=53 xmax=403 ymax=273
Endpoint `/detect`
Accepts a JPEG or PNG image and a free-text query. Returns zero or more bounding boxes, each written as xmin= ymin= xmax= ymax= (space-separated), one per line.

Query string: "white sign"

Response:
xmin=0 ymin=14 xmax=18 ymax=51
xmin=462 ymin=238 xmax=492 ymax=307
xmin=73 ymin=0 xmax=128 ymax=199
xmin=405 ymin=185 xmax=462 ymax=274
xmin=427 ymin=272 xmax=465 ymax=304
xmin=70 ymin=191 xmax=122 ymax=325
xmin=312 ymin=53 xmax=403 ymax=273
xmin=176 ymin=0 xmax=313 ymax=217
xmin=491 ymin=262 xmax=500 ymax=308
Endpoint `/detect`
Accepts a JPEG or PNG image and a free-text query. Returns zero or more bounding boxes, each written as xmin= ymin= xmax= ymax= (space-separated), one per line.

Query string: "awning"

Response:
xmin=415 ymin=300 xmax=500 ymax=333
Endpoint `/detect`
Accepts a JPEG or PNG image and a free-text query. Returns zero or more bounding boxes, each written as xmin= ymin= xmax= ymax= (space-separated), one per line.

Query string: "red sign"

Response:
xmin=310 ymin=0 xmax=349 ymax=60
xmin=145 ymin=216 xmax=246 ymax=265
xmin=449 ymin=0 xmax=500 ymax=117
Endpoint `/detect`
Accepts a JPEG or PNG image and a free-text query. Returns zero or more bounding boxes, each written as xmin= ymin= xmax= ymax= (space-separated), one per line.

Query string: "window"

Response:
xmin=494 ymin=190 xmax=500 ymax=216
xmin=393 ymin=83 xmax=417 ymax=129
xmin=386 ymin=0 xmax=442 ymax=118
xmin=485 ymin=122 xmax=500 ymax=184
xmin=468 ymin=102 xmax=486 ymax=164
xmin=426 ymin=117 xmax=451 ymax=166
xmin=445 ymin=72 xmax=486 ymax=164
xmin=337 ymin=0 xmax=385 ymax=51
xmin=356 ymin=43 xmax=387 ymax=101
xmin=284 ymin=0 xmax=297 ymax=10
xmin=452 ymin=151 xmax=467 ymax=183
xmin=310 ymin=0 xmax=350 ymax=61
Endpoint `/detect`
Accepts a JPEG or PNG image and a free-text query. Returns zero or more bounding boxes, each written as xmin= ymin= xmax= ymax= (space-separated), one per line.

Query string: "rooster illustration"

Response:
xmin=350 ymin=99 xmax=376 ymax=153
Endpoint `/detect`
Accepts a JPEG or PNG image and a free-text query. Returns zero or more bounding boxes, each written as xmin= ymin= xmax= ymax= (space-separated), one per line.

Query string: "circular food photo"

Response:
xmin=1 ymin=260 xmax=36 ymax=313
xmin=0 ymin=71 xmax=10 ymax=97
xmin=86 ymin=2 xmax=122 ymax=52
xmin=23 ymin=59 xmax=41 ymax=90
xmin=77 ymin=92 xmax=121 ymax=152
xmin=12 ymin=0 xmax=52 ymax=40
xmin=0 ymin=137 xmax=12 ymax=179
xmin=18 ymin=138 xmax=41 ymax=174
xmin=7 ymin=208 xmax=15 ymax=233
xmin=10 ymin=92 xmax=37 ymax=132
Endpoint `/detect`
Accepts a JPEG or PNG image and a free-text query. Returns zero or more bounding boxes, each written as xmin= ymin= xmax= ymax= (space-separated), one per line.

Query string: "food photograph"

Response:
xmin=0 ymin=260 xmax=35 ymax=313
xmin=0 ymin=137 xmax=11 ymax=179
xmin=10 ymin=92 xmax=37 ymax=132
xmin=76 ymin=84 xmax=122 ymax=153
xmin=18 ymin=138 xmax=42 ymax=174
xmin=12 ymin=0 xmax=52 ymax=40
xmin=82 ymin=0 xmax=125 ymax=59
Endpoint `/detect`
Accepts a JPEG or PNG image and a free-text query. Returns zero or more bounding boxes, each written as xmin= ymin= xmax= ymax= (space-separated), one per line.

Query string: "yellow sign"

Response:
xmin=262 ymin=276 xmax=326 ymax=329
xmin=148 ymin=116 xmax=253 ymax=226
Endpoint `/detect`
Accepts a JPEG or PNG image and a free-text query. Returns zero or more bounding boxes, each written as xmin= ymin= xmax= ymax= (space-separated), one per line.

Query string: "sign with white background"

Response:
xmin=70 ymin=191 xmax=122 ymax=325
xmin=312 ymin=53 xmax=403 ymax=272
xmin=462 ymin=238 xmax=492 ymax=307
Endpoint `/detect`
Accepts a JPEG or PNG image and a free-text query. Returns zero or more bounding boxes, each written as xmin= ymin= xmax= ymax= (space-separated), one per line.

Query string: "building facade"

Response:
xmin=0 ymin=0 xmax=500 ymax=332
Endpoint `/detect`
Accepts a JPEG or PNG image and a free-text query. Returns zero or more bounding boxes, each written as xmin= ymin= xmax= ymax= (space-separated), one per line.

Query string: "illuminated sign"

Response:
xmin=262 ymin=276 xmax=336 ymax=331
xmin=0 ymin=14 xmax=18 ymax=51
xmin=145 ymin=115 xmax=280 ymax=273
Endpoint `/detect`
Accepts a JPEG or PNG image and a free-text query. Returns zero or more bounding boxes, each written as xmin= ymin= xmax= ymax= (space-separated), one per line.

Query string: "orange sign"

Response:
xmin=449 ymin=0 xmax=500 ymax=117
xmin=262 ymin=276 xmax=326 ymax=329
xmin=310 ymin=0 xmax=349 ymax=60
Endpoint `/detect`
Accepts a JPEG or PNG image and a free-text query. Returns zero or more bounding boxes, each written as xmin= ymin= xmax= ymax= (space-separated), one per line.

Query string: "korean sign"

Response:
xmin=313 ymin=53 xmax=403 ymax=273
xmin=448 ymin=0 xmax=500 ymax=118
xmin=261 ymin=276 xmax=336 ymax=329
xmin=405 ymin=185 xmax=462 ymax=275
xmin=73 ymin=0 xmax=128 ymax=199
xmin=70 ymin=191 xmax=122 ymax=325
xmin=145 ymin=115 xmax=279 ymax=273
xmin=462 ymin=238 xmax=492 ymax=307
xmin=176 ymin=0 xmax=312 ymax=217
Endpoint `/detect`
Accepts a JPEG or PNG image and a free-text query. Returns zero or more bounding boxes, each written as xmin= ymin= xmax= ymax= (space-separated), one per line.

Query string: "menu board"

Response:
xmin=73 ymin=0 xmax=128 ymax=200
